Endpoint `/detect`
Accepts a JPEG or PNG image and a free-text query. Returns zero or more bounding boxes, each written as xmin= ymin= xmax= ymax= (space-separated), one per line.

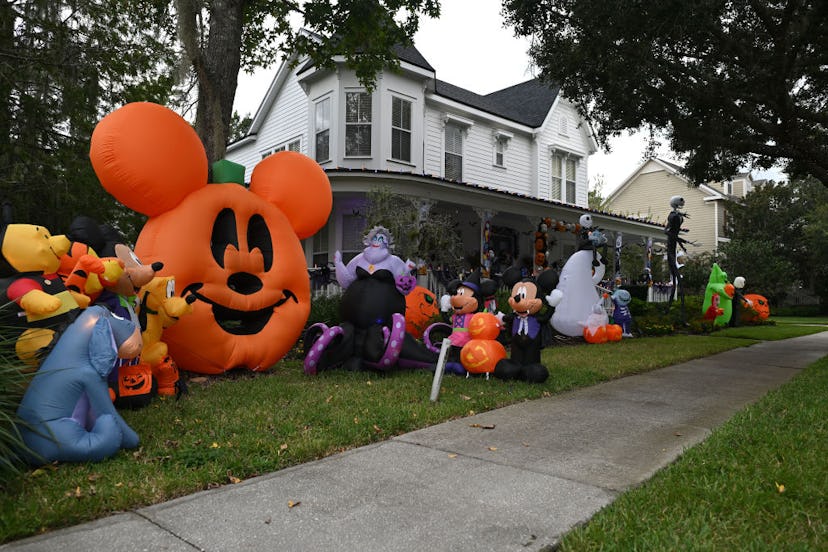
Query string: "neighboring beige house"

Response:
xmin=604 ymin=158 xmax=757 ymax=255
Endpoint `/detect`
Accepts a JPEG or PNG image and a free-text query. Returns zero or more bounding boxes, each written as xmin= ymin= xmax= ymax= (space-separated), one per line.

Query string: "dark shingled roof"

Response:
xmin=298 ymin=43 xmax=434 ymax=75
xmin=435 ymin=78 xmax=560 ymax=127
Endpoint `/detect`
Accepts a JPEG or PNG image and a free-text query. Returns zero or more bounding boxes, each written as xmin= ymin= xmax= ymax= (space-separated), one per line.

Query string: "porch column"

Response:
xmin=474 ymin=208 xmax=494 ymax=277
xmin=415 ymin=199 xmax=434 ymax=286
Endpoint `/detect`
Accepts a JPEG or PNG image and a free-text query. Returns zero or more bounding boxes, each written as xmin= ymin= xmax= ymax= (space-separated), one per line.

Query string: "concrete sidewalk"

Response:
xmin=3 ymin=331 xmax=826 ymax=552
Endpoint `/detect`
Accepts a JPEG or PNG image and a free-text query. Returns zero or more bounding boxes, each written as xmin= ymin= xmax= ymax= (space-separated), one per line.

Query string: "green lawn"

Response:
xmin=560 ymin=354 xmax=828 ymax=551
xmin=1 ymin=324 xmax=825 ymax=545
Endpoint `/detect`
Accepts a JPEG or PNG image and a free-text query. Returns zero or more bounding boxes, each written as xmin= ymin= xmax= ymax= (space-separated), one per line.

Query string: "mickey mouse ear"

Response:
xmin=249 ymin=151 xmax=332 ymax=239
xmin=90 ymin=102 xmax=208 ymax=217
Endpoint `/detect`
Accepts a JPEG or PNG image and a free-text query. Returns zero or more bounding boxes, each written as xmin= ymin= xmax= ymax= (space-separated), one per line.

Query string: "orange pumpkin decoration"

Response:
xmin=90 ymin=103 xmax=331 ymax=374
xmin=742 ymin=293 xmax=770 ymax=321
xmin=404 ymin=285 xmax=439 ymax=339
xmin=583 ymin=325 xmax=608 ymax=344
xmin=605 ymin=324 xmax=623 ymax=342
xmin=468 ymin=312 xmax=502 ymax=340
xmin=724 ymin=283 xmax=735 ymax=298
xmin=460 ymin=338 xmax=507 ymax=374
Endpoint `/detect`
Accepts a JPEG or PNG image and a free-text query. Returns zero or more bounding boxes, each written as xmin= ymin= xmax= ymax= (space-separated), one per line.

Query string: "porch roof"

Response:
xmin=324 ymin=167 xmax=667 ymax=240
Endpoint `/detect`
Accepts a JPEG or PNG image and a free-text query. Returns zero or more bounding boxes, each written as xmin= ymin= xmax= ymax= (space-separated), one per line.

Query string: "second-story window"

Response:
xmin=494 ymin=137 xmax=506 ymax=167
xmin=391 ymin=96 xmax=412 ymax=162
xmin=345 ymin=91 xmax=372 ymax=157
xmin=551 ymin=153 xmax=562 ymax=200
xmin=565 ymin=157 xmax=576 ymax=202
xmin=444 ymin=122 xmax=463 ymax=181
xmin=315 ymin=97 xmax=331 ymax=162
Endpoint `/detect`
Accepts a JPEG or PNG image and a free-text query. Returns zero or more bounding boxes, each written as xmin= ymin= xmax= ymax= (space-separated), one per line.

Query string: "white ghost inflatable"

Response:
xmin=551 ymin=249 xmax=606 ymax=337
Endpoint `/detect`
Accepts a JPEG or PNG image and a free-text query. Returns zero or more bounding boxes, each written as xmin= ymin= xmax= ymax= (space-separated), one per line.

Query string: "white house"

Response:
xmin=225 ymin=43 xmax=664 ymax=279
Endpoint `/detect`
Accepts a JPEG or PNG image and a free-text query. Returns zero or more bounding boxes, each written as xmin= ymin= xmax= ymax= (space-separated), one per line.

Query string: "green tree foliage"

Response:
xmin=364 ymin=185 xmax=464 ymax=272
xmin=503 ymin=0 xmax=828 ymax=185
xmin=1 ymin=1 xmax=181 ymax=239
xmin=175 ymin=0 xmax=441 ymax=164
xmin=719 ymin=177 xmax=828 ymax=306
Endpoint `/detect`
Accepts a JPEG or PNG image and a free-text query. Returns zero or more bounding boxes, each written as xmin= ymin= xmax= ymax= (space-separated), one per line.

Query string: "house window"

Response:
xmin=494 ymin=137 xmax=506 ymax=167
xmin=345 ymin=91 xmax=372 ymax=157
xmin=391 ymin=96 xmax=412 ymax=162
xmin=315 ymin=97 xmax=331 ymax=162
xmin=566 ymin=158 xmax=576 ymax=202
xmin=340 ymin=213 xmax=366 ymax=263
xmin=444 ymin=122 xmax=463 ymax=181
xmin=724 ymin=180 xmax=733 ymax=195
xmin=263 ymin=138 xmax=301 ymax=159
xmin=551 ymin=152 xmax=578 ymax=203
xmin=551 ymin=154 xmax=562 ymax=200
xmin=312 ymin=221 xmax=329 ymax=267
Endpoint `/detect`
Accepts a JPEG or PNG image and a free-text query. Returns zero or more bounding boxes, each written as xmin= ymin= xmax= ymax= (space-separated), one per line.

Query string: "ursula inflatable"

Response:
xmin=16 ymin=306 xmax=143 ymax=465
xmin=304 ymin=227 xmax=437 ymax=374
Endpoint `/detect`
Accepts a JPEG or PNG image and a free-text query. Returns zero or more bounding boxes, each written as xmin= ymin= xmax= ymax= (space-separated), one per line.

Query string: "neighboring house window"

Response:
xmin=566 ymin=158 xmax=576 ymax=202
xmin=345 ymin=91 xmax=372 ymax=157
xmin=551 ymin=154 xmax=562 ymax=200
xmin=340 ymin=213 xmax=366 ymax=263
xmin=312 ymin=221 xmax=329 ymax=267
xmin=263 ymin=138 xmax=301 ymax=159
xmin=315 ymin=97 xmax=331 ymax=162
xmin=391 ymin=96 xmax=412 ymax=162
xmin=444 ymin=122 xmax=463 ymax=181
xmin=724 ymin=180 xmax=733 ymax=195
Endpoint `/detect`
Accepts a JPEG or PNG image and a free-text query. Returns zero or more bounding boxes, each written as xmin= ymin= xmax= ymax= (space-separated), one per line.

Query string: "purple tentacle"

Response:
xmin=365 ymin=313 xmax=405 ymax=370
xmin=423 ymin=322 xmax=452 ymax=353
xmin=304 ymin=323 xmax=344 ymax=375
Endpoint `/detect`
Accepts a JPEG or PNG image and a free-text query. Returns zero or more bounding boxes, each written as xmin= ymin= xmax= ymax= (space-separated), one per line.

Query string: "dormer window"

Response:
xmin=492 ymin=130 xmax=512 ymax=168
xmin=345 ymin=91 xmax=372 ymax=157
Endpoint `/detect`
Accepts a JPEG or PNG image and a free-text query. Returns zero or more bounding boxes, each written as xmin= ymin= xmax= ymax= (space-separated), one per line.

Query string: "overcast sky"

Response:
xmin=233 ymin=0 xmax=782 ymax=194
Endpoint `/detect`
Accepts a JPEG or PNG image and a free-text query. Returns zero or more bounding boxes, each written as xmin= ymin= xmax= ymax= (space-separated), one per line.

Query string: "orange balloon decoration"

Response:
xmin=606 ymin=324 xmax=623 ymax=342
xmin=583 ymin=325 xmax=608 ymax=344
xmin=90 ymin=102 xmax=332 ymax=374
xmin=468 ymin=312 xmax=502 ymax=340
xmin=461 ymin=338 xmax=507 ymax=374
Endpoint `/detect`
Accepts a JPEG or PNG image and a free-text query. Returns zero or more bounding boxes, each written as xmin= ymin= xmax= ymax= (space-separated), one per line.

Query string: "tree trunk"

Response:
xmin=178 ymin=0 xmax=245 ymax=166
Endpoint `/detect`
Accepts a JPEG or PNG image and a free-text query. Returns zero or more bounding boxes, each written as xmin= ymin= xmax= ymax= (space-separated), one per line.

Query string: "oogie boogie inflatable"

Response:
xmin=90 ymin=102 xmax=332 ymax=374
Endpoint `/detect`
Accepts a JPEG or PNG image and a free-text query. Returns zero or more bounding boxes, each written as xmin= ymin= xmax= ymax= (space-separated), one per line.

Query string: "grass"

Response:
xmin=560 ymin=354 xmax=828 ymax=551
xmin=0 ymin=323 xmax=824 ymax=544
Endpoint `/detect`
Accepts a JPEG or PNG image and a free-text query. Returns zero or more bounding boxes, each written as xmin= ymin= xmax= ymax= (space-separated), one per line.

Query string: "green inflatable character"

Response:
xmin=702 ymin=263 xmax=734 ymax=327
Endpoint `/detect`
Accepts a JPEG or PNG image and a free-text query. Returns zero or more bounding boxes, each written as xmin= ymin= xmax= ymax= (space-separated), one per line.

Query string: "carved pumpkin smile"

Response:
xmin=182 ymin=282 xmax=298 ymax=335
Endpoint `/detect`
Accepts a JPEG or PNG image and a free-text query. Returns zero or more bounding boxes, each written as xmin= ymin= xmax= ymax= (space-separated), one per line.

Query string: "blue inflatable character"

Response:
xmin=16 ymin=306 xmax=143 ymax=465
xmin=611 ymin=288 xmax=634 ymax=337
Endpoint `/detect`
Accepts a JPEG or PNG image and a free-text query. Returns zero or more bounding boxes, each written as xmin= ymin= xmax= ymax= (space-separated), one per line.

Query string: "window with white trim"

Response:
xmin=345 ymin=91 xmax=372 ymax=157
xmin=551 ymin=153 xmax=563 ymax=200
xmin=444 ymin=122 xmax=463 ymax=181
xmin=391 ymin=96 xmax=412 ymax=162
xmin=551 ymin=152 xmax=578 ymax=203
xmin=494 ymin=137 xmax=506 ymax=167
xmin=262 ymin=138 xmax=301 ymax=159
xmin=312 ymin=221 xmax=329 ymax=267
xmin=315 ymin=97 xmax=331 ymax=162
xmin=565 ymin=157 xmax=576 ymax=202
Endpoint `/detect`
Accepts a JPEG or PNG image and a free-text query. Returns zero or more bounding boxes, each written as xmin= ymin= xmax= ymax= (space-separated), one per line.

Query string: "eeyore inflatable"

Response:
xmin=16 ymin=306 xmax=143 ymax=465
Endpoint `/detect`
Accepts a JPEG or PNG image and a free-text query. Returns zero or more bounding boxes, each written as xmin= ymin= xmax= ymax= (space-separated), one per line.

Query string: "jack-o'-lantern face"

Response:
xmin=90 ymin=103 xmax=331 ymax=374
xmin=460 ymin=338 xmax=506 ymax=374
xmin=743 ymin=293 xmax=770 ymax=321
xmin=468 ymin=312 xmax=502 ymax=340
xmin=404 ymin=286 xmax=439 ymax=339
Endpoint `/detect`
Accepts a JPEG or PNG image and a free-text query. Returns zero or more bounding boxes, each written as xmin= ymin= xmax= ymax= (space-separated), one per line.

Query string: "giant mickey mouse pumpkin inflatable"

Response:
xmin=90 ymin=102 xmax=332 ymax=374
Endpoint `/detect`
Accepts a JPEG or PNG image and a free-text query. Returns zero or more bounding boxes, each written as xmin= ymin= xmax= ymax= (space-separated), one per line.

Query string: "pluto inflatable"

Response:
xmin=90 ymin=102 xmax=332 ymax=374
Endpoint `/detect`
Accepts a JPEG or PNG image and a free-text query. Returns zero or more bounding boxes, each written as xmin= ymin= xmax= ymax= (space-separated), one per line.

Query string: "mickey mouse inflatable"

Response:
xmin=494 ymin=267 xmax=560 ymax=383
